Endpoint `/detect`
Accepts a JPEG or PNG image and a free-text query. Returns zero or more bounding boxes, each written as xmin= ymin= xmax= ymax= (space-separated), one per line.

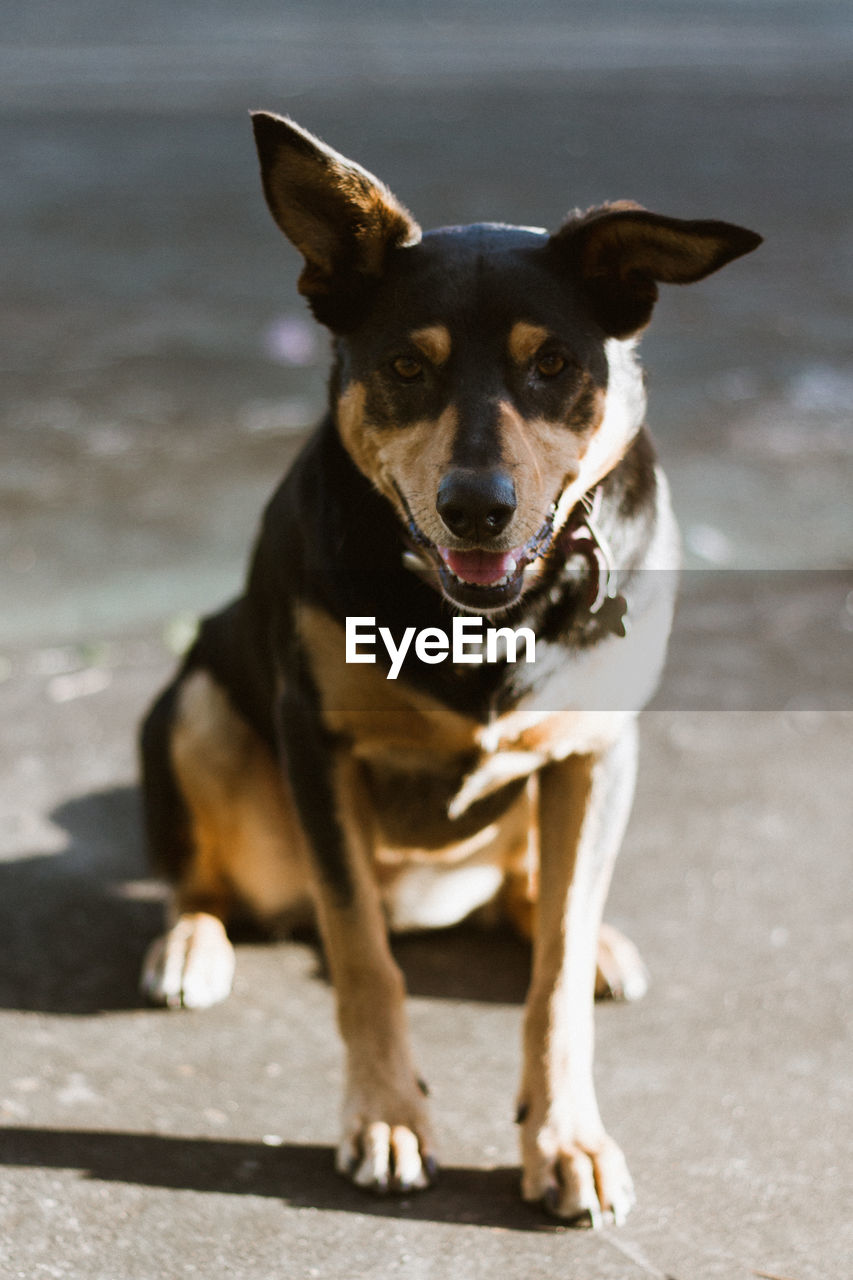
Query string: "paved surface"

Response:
xmin=1 ymin=2 xmax=851 ymax=1277
xmin=1 ymin=646 xmax=850 ymax=1279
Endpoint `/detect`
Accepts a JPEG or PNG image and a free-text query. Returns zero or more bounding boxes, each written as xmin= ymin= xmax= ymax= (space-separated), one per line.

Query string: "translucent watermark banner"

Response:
xmin=653 ymin=569 xmax=852 ymax=712
xmin=306 ymin=569 xmax=851 ymax=714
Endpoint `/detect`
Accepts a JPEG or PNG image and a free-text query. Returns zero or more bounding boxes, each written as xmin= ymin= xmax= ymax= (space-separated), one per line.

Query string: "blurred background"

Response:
xmin=1 ymin=11 xmax=851 ymax=1274
xmin=2 ymin=0 xmax=851 ymax=656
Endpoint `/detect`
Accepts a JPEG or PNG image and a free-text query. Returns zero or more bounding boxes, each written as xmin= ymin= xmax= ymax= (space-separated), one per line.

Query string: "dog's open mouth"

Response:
xmin=402 ymin=507 xmax=557 ymax=612
xmin=438 ymin=546 xmax=521 ymax=588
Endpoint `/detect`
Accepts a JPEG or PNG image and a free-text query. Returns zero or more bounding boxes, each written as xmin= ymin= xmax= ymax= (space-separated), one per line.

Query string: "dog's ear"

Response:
xmin=251 ymin=112 xmax=421 ymax=329
xmin=552 ymin=203 xmax=762 ymax=338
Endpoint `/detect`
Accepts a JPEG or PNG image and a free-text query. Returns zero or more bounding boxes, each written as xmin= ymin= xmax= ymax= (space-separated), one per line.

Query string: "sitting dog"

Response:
xmin=140 ymin=113 xmax=760 ymax=1226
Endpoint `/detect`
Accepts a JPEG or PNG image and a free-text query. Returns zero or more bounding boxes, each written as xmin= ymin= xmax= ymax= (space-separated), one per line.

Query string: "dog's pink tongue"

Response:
xmin=440 ymin=547 xmax=517 ymax=586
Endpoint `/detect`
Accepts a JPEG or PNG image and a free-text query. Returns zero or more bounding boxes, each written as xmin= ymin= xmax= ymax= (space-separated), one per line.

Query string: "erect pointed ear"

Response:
xmin=251 ymin=112 xmax=421 ymax=329
xmin=551 ymin=202 xmax=762 ymax=338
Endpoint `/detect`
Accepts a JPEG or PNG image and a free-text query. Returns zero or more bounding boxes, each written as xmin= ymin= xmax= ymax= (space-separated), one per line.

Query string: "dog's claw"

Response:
xmin=543 ymin=1184 xmax=561 ymax=1214
xmin=521 ymin=1126 xmax=634 ymax=1227
xmin=610 ymin=1200 xmax=630 ymax=1227
xmin=337 ymin=1120 xmax=435 ymax=1195
xmin=540 ymin=1190 xmax=607 ymax=1230
xmin=563 ymin=1205 xmax=604 ymax=1230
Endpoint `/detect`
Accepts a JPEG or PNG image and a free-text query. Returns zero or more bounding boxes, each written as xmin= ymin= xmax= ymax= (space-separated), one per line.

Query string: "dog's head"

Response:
xmin=252 ymin=113 xmax=761 ymax=614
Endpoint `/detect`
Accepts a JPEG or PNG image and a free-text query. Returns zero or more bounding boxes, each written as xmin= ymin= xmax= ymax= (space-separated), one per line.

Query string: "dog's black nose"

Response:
xmin=436 ymin=468 xmax=517 ymax=541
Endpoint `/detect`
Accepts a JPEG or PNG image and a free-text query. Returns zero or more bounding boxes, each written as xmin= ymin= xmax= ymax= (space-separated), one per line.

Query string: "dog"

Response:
xmin=139 ymin=113 xmax=761 ymax=1227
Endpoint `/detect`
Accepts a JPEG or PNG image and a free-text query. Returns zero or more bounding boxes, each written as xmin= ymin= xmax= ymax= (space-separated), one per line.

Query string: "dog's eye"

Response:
xmin=391 ymin=356 xmax=424 ymax=381
xmin=535 ymin=352 xmax=567 ymax=378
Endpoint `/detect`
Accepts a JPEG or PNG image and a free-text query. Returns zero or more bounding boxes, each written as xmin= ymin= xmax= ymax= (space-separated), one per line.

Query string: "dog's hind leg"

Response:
xmin=594 ymin=921 xmax=649 ymax=1003
xmin=140 ymin=667 xmax=311 ymax=1008
xmin=503 ymin=879 xmax=649 ymax=1003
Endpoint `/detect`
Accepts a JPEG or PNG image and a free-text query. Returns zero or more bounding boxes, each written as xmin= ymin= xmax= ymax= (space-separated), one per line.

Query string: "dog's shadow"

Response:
xmin=0 ymin=1127 xmax=559 ymax=1232
xmin=0 ymin=785 xmax=531 ymax=1015
xmin=0 ymin=789 xmax=548 ymax=1230
xmin=0 ymin=786 xmax=160 ymax=1014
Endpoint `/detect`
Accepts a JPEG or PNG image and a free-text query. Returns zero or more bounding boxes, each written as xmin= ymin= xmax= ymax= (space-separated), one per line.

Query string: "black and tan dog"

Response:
xmin=140 ymin=114 xmax=760 ymax=1226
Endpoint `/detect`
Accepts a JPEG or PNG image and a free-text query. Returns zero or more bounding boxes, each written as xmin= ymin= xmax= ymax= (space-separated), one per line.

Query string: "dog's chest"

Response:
xmin=296 ymin=602 xmax=635 ymax=930
xmin=359 ymin=706 xmax=627 ymax=931
xmin=297 ymin=600 xmax=634 ymax=814
xmin=381 ymin=705 xmax=624 ymax=818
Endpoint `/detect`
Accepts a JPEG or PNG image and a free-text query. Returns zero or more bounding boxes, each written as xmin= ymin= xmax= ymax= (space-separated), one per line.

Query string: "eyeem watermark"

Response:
xmin=346 ymin=616 xmax=536 ymax=680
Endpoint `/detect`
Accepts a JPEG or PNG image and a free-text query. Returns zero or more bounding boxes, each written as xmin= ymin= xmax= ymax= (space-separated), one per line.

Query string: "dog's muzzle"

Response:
xmin=435 ymin=467 xmax=517 ymax=544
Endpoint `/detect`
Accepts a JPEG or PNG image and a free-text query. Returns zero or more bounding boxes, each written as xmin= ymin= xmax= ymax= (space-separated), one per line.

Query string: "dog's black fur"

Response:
xmin=140 ymin=114 xmax=761 ymax=1225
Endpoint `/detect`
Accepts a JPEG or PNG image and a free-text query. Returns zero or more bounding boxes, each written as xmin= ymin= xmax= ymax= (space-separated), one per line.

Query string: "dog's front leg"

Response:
xmin=323 ymin=755 xmax=436 ymax=1193
xmin=279 ymin=692 xmax=434 ymax=1193
xmin=518 ymin=723 xmax=638 ymax=1226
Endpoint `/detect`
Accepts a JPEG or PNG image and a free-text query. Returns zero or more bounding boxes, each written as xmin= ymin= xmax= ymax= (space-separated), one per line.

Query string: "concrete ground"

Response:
xmin=1 ymin=627 xmax=850 ymax=1279
xmin=2 ymin=2 xmax=851 ymax=1277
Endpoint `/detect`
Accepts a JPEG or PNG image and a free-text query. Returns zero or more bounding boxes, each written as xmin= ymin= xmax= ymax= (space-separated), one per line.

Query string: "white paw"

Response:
xmin=336 ymin=1110 xmax=436 ymax=1193
xmin=520 ymin=1121 xmax=635 ymax=1227
xmin=141 ymin=913 xmax=235 ymax=1009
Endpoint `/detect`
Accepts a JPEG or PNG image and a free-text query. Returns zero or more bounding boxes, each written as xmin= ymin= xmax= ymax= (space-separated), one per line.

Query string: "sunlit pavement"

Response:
xmin=1 ymin=4 xmax=850 ymax=1277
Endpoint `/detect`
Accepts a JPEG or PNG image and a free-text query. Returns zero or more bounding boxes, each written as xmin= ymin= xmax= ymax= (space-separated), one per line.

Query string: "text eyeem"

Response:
xmin=345 ymin=616 xmax=536 ymax=680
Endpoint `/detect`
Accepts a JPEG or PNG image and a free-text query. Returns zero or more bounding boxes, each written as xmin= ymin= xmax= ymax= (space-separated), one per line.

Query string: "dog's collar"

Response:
xmin=556 ymin=486 xmax=629 ymax=637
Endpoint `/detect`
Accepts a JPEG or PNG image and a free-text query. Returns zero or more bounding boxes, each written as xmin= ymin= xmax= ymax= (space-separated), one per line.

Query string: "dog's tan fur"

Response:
xmin=410 ymin=323 xmax=452 ymax=366
xmin=140 ymin=112 xmax=760 ymax=1224
xmin=338 ymin=377 xmax=618 ymax=560
xmin=507 ymin=321 xmax=552 ymax=366
xmin=150 ymin=647 xmax=641 ymax=1198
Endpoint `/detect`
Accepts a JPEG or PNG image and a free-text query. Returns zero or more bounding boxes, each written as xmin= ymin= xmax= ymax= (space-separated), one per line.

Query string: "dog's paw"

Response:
xmin=595 ymin=921 xmax=649 ymax=1002
xmin=519 ymin=1118 xmax=635 ymax=1227
xmin=336 ymin=1093 xmax=436 ymax=1194
xmin=140 ymin=912 xmax=235 ymax=1009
